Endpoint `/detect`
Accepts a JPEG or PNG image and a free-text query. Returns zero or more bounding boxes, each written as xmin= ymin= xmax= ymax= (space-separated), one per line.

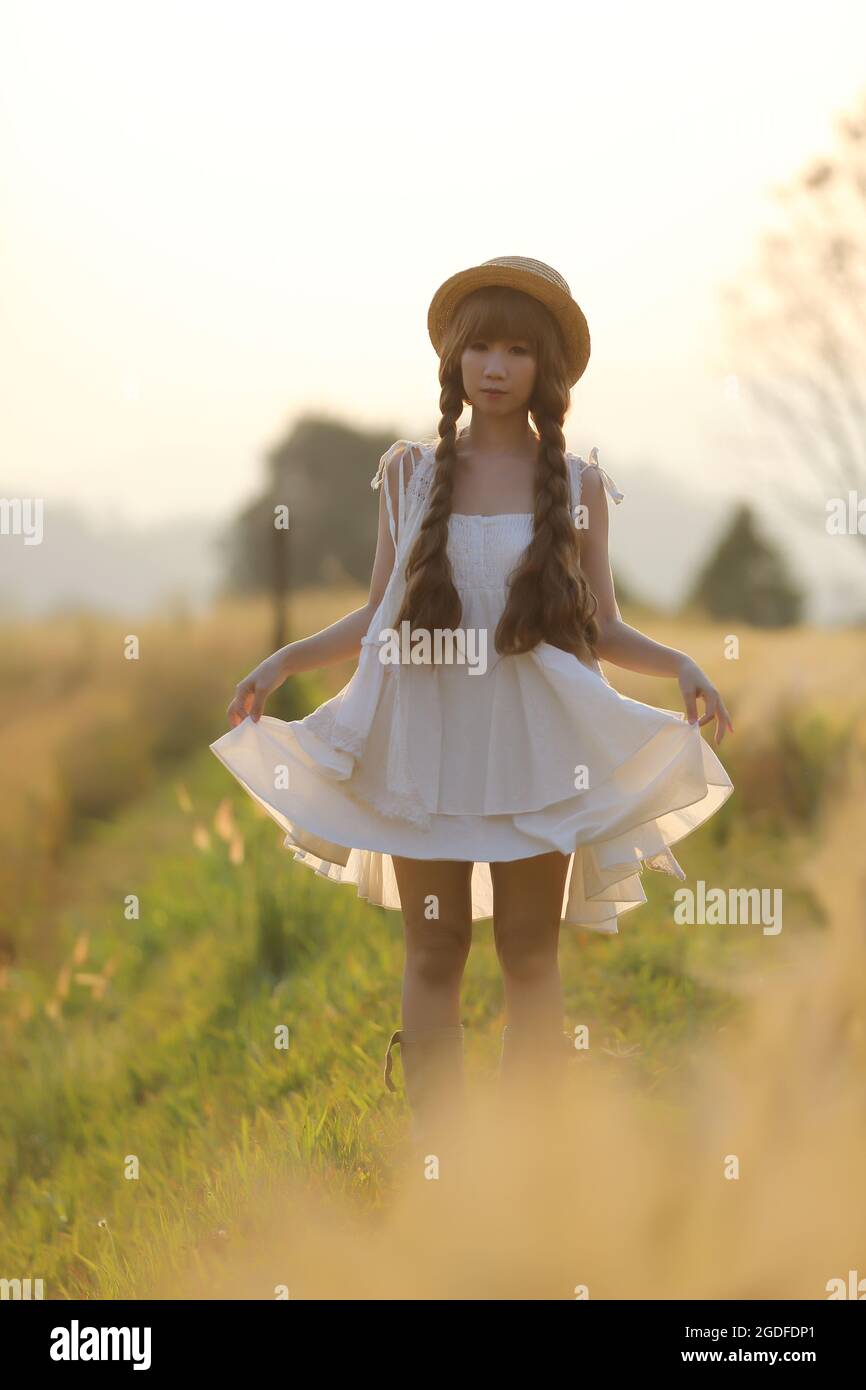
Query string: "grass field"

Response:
xmin=1 ymin=592 xmax=864 ymax=1299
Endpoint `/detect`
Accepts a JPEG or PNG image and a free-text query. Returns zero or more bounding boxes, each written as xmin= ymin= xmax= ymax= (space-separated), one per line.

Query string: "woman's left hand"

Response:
xmin=677 ymin=657 xmax=734 ymax=745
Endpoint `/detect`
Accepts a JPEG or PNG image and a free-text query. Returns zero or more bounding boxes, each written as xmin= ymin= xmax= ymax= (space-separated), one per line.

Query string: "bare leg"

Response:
xmin=386 ymin=856 xmax=474 ymax=1146
xmin=490 ymin=850 xmax=571 ymax=1030
xmin=391 ymin=855 xmax=474 ymax=1028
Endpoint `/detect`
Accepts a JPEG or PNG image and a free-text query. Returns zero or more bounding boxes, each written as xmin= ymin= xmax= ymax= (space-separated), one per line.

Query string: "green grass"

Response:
xmin=0 ymin=709 xmax=833 ymax=1298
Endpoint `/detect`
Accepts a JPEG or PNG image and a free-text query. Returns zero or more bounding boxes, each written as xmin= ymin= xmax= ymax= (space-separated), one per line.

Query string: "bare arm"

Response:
xmin=224 ymin=451 xmax=402 ymax=727
xmin=579 ymin=465 xmax=734 ymax=745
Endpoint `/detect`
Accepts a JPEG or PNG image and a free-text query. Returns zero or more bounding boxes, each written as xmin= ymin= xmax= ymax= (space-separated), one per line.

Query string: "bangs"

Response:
xmin=451 ymin=286 xmax=550 ymax=354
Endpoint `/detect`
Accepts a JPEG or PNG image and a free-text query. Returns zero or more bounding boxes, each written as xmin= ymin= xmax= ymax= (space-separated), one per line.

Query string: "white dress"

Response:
xmin=209 ymin=430 xmax=734 ymax=933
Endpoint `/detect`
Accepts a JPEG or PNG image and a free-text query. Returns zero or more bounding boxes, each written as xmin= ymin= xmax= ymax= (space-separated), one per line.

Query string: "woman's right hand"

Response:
xmin=226 ymin=651 xmax=291 ymax=728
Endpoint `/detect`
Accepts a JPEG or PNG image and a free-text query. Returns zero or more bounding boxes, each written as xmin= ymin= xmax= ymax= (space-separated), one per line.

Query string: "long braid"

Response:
xmin=393 ymin=376 xmax=465 ymax=635
xmin=496 ymin=406 xmax=599 ymax=662
xmin=395 ymin=285 xmax=600 ymax=666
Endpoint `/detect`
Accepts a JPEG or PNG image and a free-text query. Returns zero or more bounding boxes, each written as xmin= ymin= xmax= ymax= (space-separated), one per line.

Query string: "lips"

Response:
xmin=482 ymin=389 xmax=507 ymax=395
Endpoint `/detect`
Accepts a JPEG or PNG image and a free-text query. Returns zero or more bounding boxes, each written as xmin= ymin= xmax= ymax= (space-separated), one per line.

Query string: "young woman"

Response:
xmin=210 ymin=256 xmax=734 ymax=1151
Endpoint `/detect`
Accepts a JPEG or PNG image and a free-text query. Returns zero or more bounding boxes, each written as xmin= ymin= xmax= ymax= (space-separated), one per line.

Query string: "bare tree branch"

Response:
xmin=720 ymin=88 xmax=866 ymax=549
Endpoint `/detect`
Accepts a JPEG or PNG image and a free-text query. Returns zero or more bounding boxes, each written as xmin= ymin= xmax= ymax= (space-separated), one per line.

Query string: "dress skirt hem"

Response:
xmin=209 ymin=711 xmax=734 ymax=935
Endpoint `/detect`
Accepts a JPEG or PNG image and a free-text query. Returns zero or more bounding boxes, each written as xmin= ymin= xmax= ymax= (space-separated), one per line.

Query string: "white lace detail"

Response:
xmin=406 ymin=444 xmax=436 ymax=508
xmin=329 ymin=720 xmax=370 ymax=758
xmin=326 ymin=732 xmax=432 ymax=823
xmin=301 ymin=699 xmax=338 ymax=740
xmin=447 ymin=513 xmax=534 ymax=590
xmin=350 ymin=779 xmax=432 ymax=827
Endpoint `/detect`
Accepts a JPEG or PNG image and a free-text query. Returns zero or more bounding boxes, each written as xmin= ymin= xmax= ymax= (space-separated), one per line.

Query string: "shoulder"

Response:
xmin=576 ymin=456 xmax=607 ymax=500
xmin=563 ymin=450 xmax=594 ymax=511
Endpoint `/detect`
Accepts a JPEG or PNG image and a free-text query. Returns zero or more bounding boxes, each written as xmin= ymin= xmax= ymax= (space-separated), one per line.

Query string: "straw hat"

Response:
xmin=427 ymin=255 xmax=591 ymax=386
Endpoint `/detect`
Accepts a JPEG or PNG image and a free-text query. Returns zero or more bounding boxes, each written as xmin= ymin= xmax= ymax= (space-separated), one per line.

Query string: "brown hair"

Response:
xmin=393 ymin=285 xmax=599 ymax=663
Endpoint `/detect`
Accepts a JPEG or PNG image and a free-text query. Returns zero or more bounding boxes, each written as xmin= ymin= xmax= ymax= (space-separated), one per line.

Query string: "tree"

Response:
xmin=214 ymin=415 xmax=404 ymax=650
xmin=686 ymin=503 xmax=804 ymax=627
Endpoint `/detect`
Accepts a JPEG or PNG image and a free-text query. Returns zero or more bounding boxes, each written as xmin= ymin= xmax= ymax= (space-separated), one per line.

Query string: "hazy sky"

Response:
xmin=3 ymin=0 xmax=866 ymax=536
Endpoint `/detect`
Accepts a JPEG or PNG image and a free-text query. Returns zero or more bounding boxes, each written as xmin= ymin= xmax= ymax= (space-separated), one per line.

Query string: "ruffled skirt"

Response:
xmin=209 ymin=601 xmax=734 ymax=933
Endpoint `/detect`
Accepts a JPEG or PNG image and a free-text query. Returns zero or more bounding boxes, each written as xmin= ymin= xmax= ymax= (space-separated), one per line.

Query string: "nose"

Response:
xmin=484 ymin=357 xmax=507 ymax=380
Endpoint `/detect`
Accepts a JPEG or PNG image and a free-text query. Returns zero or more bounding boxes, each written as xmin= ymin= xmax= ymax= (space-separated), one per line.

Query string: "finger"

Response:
xmin=684 ymin=692 xmax=699 ymax=724
xmin=227 ymin=691 xmax=251 ymax=728
xmin=698 ymin=711 xmax=714 ymax=726
xmin=703 ymin=693 xmax=727 ymax=744
xmin=228 ymin=683 xmax=254 ymax=726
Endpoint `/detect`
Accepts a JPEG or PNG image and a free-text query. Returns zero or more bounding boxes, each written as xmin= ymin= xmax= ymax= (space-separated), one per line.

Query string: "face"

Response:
xmin=461 ymin=336 xmax=537 ymax=416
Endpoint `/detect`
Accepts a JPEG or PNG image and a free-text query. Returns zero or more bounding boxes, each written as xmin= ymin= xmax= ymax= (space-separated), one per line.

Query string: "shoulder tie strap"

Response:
xmin=583 ymin=446 xmax=624 ymax=504
xmin=371 ymin=439 xmax=418 ymax=549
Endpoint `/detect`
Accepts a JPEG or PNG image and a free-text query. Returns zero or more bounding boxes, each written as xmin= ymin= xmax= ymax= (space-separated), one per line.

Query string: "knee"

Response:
xmin=495 ymin=923 xmax=557 ymax=981
xmin=406 ymin=922 xmax=471 ymax=985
